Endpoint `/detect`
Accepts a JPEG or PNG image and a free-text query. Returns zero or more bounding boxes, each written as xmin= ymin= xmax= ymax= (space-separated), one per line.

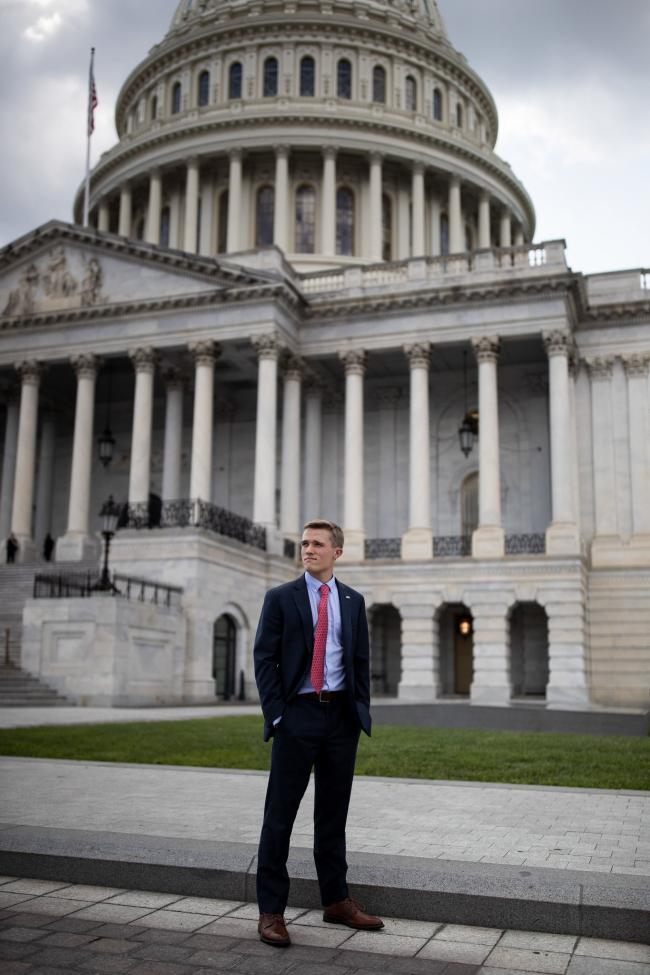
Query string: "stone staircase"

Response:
xmin=0 ymin=556 xmax=99 ymax=706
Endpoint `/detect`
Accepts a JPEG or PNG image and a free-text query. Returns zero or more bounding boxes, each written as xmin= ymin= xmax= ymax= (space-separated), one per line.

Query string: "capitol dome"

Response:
xmin=77 ymin=0 xmax=535 ymax=269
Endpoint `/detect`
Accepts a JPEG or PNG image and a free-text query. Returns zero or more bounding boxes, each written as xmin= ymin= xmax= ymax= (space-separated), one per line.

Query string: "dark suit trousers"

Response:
xmin=256 ymin=694 xmax=360 ymax=913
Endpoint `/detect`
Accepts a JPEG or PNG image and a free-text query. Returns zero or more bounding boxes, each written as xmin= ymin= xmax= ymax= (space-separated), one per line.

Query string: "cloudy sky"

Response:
xmin=1 ymin=0 xmax=648 ymax=274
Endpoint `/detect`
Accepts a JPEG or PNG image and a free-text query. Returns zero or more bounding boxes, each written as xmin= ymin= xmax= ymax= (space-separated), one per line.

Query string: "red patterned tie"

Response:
xmin=311 ymin=584 xmax=329 ymax=694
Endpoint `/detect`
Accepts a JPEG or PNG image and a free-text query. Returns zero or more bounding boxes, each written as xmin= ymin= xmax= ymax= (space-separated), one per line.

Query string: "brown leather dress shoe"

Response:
xmin=323 ymin=896 xmax=384 ymax=930
xmin=258 ymin=912 xmax=291 ymax=947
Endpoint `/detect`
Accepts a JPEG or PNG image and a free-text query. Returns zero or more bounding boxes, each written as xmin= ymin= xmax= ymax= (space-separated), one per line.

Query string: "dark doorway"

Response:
xmin=439 ymin=603 xmax=474 ymax=695
xmin=369 ymin=604 xmax=401 ymax=696
xmin=510 ymin=602 xmax=549 ymax=698
xmin=213 ymin=614 xmax=237 ymax=699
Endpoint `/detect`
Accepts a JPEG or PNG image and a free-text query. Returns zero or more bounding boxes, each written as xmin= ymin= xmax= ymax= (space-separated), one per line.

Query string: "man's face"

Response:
xmin=301 ymin=528 xmax=342 ymax=580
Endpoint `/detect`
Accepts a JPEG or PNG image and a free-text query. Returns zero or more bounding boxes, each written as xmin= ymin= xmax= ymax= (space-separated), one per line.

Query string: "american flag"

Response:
xmin=87 ymin=48 xmax=98 ymax=137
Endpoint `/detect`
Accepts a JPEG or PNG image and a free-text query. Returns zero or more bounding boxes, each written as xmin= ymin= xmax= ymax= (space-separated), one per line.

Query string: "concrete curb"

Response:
xmin=1 ymin=826 xmax=648 ymax=944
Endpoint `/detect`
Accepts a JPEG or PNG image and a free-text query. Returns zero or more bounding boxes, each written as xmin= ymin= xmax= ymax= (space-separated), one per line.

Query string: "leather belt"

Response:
xmin=301 ymin=690 xmax=346 ymax=703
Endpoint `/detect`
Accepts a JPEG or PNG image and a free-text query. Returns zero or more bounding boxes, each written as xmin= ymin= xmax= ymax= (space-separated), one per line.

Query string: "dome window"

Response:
xmin=160 ymin=206 xmax=171 ymax=248
xmin=440 ymin=213 xmax=449 ymax=255
xmin=217 ymin=190 xmax=229 ymax=253
xmin=382 ymin=194 xmax=393 ymax=260
xmin=171 ymin=81 xmax=182 ymax=115
xmin=372 ymin=66 xmax=386 ymax=104
xmin=456 ymin=102 xmax=463 ymax=128
xmin=405 ymin=75 xmax=417 ymax=112
xmin=229 ymin=62 xmax=243 ymax=100
xmin=337 ymin=59 xmax=352 ymax=100
xmin=295 ymin=185 xmax=316 ymax=253
xmin=300 ymin=56 xmax=315 ymax=97
xmin=433 ymin=87 xmax=442 ymax=121
xmin=256 ymin=185 xmax=275 ymax=246
xmin=263 ymin=57 xmax=279 ymax=97
xmin=336 ymin=187 xmax=354 ymax=255
xmin=150 ymin=93 xmax=158 ymax=121
xmin=198 ymin=70 xmax=210 ymax=107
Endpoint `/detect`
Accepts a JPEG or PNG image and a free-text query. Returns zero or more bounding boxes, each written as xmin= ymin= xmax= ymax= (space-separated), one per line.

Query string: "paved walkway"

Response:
xmin=1 ymin=758 xmax=649 ymax=877
xmin=0 ymin=704 xmax=257 ymax=729
xmin=1 ymin=875 xmax=649 ymax=975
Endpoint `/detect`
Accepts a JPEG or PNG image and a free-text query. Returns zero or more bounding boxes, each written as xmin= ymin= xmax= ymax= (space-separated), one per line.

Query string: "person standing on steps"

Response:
xmin=6 ymin=532 xmax=18 ymax=564
xmin=254 ymin=518 xmax=383 ymax=948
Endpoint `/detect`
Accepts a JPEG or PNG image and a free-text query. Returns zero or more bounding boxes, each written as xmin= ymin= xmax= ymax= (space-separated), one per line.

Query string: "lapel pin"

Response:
xmin=345 ymin=595 xmax=351 ymax=599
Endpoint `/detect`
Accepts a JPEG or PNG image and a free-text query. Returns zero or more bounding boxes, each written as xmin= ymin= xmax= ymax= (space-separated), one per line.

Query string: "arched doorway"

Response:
xmin=213 ymin=614 xmax=237 ymax=700
xmin=369 ymin=604 xmax=401 ymax=696
xmin=509 ymin=602 xmax=549 ymax=698
xmin=438 ymin=603 xmax=474 ymax=696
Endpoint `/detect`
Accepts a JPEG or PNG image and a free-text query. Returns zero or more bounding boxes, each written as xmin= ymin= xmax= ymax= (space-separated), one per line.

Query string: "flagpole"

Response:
xmin=83 ymin=47 xmax=95 ymax=228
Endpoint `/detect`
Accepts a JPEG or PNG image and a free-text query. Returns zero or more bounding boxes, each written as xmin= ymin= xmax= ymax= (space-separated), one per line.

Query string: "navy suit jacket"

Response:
xmin=254 ymin=574 xmax=372 ymax=742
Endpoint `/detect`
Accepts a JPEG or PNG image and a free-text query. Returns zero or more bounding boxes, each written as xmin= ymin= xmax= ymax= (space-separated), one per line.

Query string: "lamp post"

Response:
xmin=94 ymin=494 xmax=121 ymax=592
xmin=458 ymin=349 xmax=479 ymax=457
xmin=98 ymin=361 xmax=116 ymax=467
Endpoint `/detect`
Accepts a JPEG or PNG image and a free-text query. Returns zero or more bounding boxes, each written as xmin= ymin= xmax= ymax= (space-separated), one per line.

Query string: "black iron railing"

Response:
xmin=434 ymin=535 xmax=472 ymax=557
xmin=123 ymin=499 xmax=267 ymax=552
xmin=365 ymin=538 xmax=402 ymax=559
xmin=33 ymin=572 xmax=183 ymax=607
xmin=505 ymin=533 xmax=546 ymax=555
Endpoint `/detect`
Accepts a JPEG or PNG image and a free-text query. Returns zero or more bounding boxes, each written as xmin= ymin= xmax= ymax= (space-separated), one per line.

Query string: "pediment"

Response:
xmin=0 ymin=221 xmax=275 ymax=322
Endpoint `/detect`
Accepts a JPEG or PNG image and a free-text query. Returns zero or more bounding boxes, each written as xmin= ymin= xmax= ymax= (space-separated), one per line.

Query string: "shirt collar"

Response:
xmin=304 ymin=571 xmax=335 ymax=594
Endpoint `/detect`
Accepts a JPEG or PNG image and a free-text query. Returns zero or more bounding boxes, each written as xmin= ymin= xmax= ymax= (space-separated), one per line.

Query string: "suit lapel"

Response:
xmin=337 ymin=580 xmax=354 ymax=667
xmin=292 ymin=576 xmax=313 ymax=653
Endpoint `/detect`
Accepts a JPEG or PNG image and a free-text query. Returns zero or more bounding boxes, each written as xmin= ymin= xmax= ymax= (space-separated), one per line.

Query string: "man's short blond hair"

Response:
xmin=303 ymin=519 xmax=344 ymax=549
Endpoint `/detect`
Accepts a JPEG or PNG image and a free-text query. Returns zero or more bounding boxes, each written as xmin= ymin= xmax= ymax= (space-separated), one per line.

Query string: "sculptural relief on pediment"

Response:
xmin=2 ymin=246 xmax=104 ymax=317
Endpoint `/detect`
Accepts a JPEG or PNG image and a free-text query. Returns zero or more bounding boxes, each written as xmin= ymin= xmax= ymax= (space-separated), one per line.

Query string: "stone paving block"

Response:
xmin=227 ymin=952 xmax=296 ymax=974
xmin=91 ymin=936 xmax=142 ymax=954
xmin=40 ymin=914 xmax=102 ymax=932
xmin=55 ymin=883 xmax=127 ymax=901
xmin=39 ymin=930 xmax=100 ymax=947
xmin=2 ymin=880 xmax=68 ymax=896
xmin=498 ymin=932 xmax=577 ymax=953
xmin=72 ymin=902 xmax=156 ymax=923
xmin=26 ymin=943 xmax=94 ymax=967
xmin=27 ymin=966 xmax=78 ymax=974
xmin=76 ymin=953 xmax=139 ymax=973
xmin=434 ymin=925 xmax=503 ymax=947
xmin=127 ymin=962 xmax=193 ymax=975
xmin=131 ymin=928 xmax=193 ymax=946
xmin=199 ymin=916 xmax=260 ymax=939
xmin=0 ymin=912 xmax=53 ymax=928
xmin=0 ymin=892 xmax=35 ymax=909
xmin=0 ymin=924 xmax=49 ymax=942
xmin=13 ymin=895 xmax=96 ymax=916
xmin=0 ymin=876 xmax=18 ymax=884
xmin=566 ymin=957 xmax=650 ymax=975
xmin=85 ymin=922 xmax=148 ymax=939
xmin=574 ymin=938 xmax=650 ymax=963
xmin=166 ymin=897 xmax=243 ymax=916
xmin=485 ymin=946 xmax=570 ymax=973
xmin=134 ymin=909 xmax=217 ymax=932
xmin=417 ymin=939 xmax=491 ymax=965
xmin=340 ymin=930 xmax=428 ymax=957
xmin=285 ymin=923 xmax=354 ymax=947
xmin=0 ymin=962 xmax=33 ymax=975
xmin=185 ymin=947 xmax=240 ymax=968
xmin=108 ymin=892 xmax=184 ymax=909
xmin=129 ymin=942 xmax=196 ymax=963
xmin=0 ymin=940 xmax=40 ymax=960
xmin=227 ymin=902 xmax=303 ymax=920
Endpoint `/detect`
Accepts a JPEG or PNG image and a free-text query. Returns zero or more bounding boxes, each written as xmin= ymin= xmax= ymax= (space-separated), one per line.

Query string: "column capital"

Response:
xmin=322 ymin=145 xmax=338 ymax=160
xmin=403 ymin=342 xmax=431 ymax=369
xmin=412 ymin=161 xmax=425 ymax=176
xmin=621 ymin=352 xmax=650 ymax=377
xmin=585 ymin=355 xmax=614 ymax=380
xmin=128 ymin=347 xmax=158 ymax=374
xmin=161 ymin=364 xmax=186 ymax=389
xmin=369 ymin=151 xmax=383 ymax=166
xmin=14 ymin=360 xmax=44 ymax=385
xmin=479 ymin=188 xmax=490 ymax=203
xmin=189 ymin=340 xmax=221 ymax=367
xmin=273 ymin=144 xmax=290 ymax=158
xmin=252 ymin=333 xmax=281 ymax=361
xmin=449 ymin=172 xmax=461 ymax=188
xmin=71 ymin=354 xmax=101 ymax=379
xmin=229 ymin=148 xmax=243 ymax=163
xmin=543 ymin=329 xmax=573 ymax=358
xmin=283 ymin=355 xmax=305 ymax=381
xmin=339 ymin=349 xmax=367 ymax=375
xmin=471 ymin=336 xmax=500 ymax=364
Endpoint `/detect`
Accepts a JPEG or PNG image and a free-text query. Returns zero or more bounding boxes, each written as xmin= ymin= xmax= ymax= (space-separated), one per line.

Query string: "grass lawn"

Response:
xmin=0 ymin=716 xmax=648 ymax=790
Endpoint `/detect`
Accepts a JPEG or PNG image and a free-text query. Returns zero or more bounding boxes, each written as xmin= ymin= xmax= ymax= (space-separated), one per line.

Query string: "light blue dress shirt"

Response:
xmin=298 ymin=571 xmax=345 ymax=693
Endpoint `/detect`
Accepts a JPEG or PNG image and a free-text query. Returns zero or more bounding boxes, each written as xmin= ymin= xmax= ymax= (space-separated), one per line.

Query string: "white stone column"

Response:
xmin=161 ymin=367 xmax=185 ymax=502
xmin=340 ymin=349 xmax=366 ymax=560
xmin=34 ymin=416 xmax=56 ymax=552
xmin=478 ymin=191 xmax=491 ymax=248
xmin=544 ymin=330 xmax=580 ymax=554
xmin=471 ymin=337 xmax=504 ymax=557
xmin=303 ymin=384 xmax=323 ymax=520
xmin=280 ymin=356 xmax=303 ymax=539
xmin=184 ymin=158 xmax=200 ymax=254
xmin=98 ymin=200 xmax=110 ymax=233
xmin=321 ymin=147 xmax=337 ymax=256
xmin=623 ymin=354 xmax=650 ymax=539
xmin=226 ymin=150 xmax=243 ymax=253
xmin=0 ymin=394 xmax=19 ymax=541
xmin=368 ymin=153 xmax=383 ymax=261
xmin=411 ymin=163 xmax=425 ymax=257
xmin=189 ymin=341 xmax=220 ymax=502
xmin=252 ymin=334 xmax=280 ymax=532
xmin=499 ymin=209 xmax=512 ymax=248
xmin=118 ymin=183 xmax=132 ymax=237
xmin=402 ymin=343 xmax=432 ymax=559
xmin=145 ymin=169 xmax=162 ymax=245
xmin=586 ymin=356 xmax=617 ymax=537
xmin=128 ymin=348 xmax=157 ymax=505
xmin=448 ymin=174 xmax=463 ymax=253
xmin=56 ymin=355 xmax=101 ymax=562
xmin=396 ymin=602 xmax=438 ymax=701
xmin=10 ymin=361 xmax=43 ymax=560
xmin=429 ymin=195 xmax=441 ymax=257
xmin=273 ymin=146 xmax=289 ymax=252
xmin=470 ymin=595 xmax=511 ymax=705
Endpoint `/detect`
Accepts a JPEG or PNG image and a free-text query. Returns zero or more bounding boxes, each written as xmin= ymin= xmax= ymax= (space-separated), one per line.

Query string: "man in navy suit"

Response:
xmin=254 ymin=519 xmax=383 ymax=947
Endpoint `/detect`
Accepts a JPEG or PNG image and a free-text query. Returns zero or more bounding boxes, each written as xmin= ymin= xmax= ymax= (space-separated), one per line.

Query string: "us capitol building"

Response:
xmin=0 ymin=0 xmax=648 ymax=712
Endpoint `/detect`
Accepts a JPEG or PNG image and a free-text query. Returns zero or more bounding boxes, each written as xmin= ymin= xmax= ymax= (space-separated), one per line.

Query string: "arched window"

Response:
xmin=440 ymin=213 xmax=449 ymax=256
xmin=299 ymin=56 xmax=315 ymax=96
xmin=336 ymin=187 xmax=354 ymax=255
xmin=461 ymin=472 xmax=479 ymax=538
xmin=256 ymin=185 xmax=274 ymax=246
xmin=198 ymin=70 xmax=210 ymax=107
xmin=337 ymin=58 xmax=352 ymax=99
xmin=295 ymin=185 xmax=316 ymax=253
xmin=456 ymin=102 xmax=463 ymax=128
xmin=263 ymin=56 xmax=278 ymax=97
xmin=229 ymin=62 xmax=242 ymax=100
xmin=382 ymin=193 xmax=392 ymax=261
xmin=433 ymin=87 xmax=442 ymax=121
xmin=217 ymin=190 xmax=229 ymax=253
xmin=150 ymin=93 xmax=158 ymax=121
xmin=171 ymin=81 xmax=182 ymax=114
xmin=372 ymin=65 xmax=386 ymax=104
xmin=213 ymin=614 xmax=237 ymax=700
xmin=160 ymin=206 xmax=171 ymax=248
xmin=405 ymin=75 xmax=416 ymax=112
